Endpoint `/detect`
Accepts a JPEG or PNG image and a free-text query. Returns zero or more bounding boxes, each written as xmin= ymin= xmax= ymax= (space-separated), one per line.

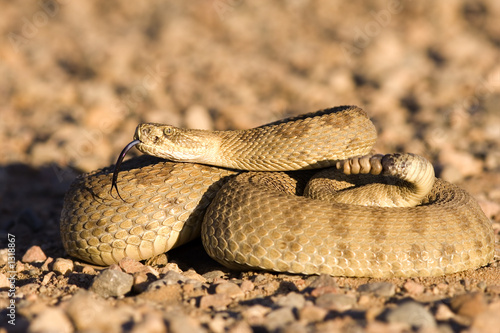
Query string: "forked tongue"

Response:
xmin=110 ymin=140 xmax=140 ymax=200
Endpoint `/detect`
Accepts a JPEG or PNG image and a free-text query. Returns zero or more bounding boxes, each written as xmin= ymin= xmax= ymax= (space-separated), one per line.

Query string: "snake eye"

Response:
xmin=164 ymin=127 xmax=173 ymax=135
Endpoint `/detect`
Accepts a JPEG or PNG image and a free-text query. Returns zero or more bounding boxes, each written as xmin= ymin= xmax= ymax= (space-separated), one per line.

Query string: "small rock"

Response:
xmin=29 ymin=307 xmax=73 ymax=333
xmin=41 ymin=272 xmax=55 ymax=286
xmin=450 ymin=292 xmax=487 ymax=319
xmin=403 ymin=280 xmax=425 ymax=295
xmin=16 ymin=260 xmax=26 ymax=272
xmin=41 ymin=257 xmax=53 ymax=271
xmin=52 ymin=258 xmax=74 ymax=276
xmin=108 ymin=264 xmax=122 ymax=271
xmin=276 ymin=292 xmax=306 ymax=309
xmin=435 ymin=304 xmax=455 ymax=321
xmin=240 ymin=280 xmax=255 ymax=293
xmin=148 ymin=270 xmax=187 ymax=290
xmin=133 ymin=273 xmax=150 ymax=293
xmin=200 ymin=294 xmax=232 ymax=309
xmin=66 ymin=290 xmax=130 ymax=332
xmin=308 ymin=274 xmax=338 ymax=289
xmin=242 ymin=304 xmax=271 ymax=325
xmin=214 ymin=282 xmax=244 ymax=298
xmin=0 ymin=273 xmax=11 ymax=288
xmin=358 ymin=282 xmax=396 ymax=297
xmin=298 ymin=305 xmax=328 ymax=322
xmin=265 ymin=307 xmax=296 ymax=332
xmin=131 ymin=312 xmax=167 ymax=333
xmin=308 ymin=274 xmax=339 ymax=296
xmin=138 ymin=284 xmax=182 ymax=304
xmin=165 ymin=311 xmax=205 ymax=333
xmin=486 ymin=285 xmax=500 ymax=294
xmin=470 ymin=301 xmax=500 ymax=332
xmin=118 ymin=257 xmax=147 ymax=274
xmin=207 ymin=314 xmax=226 ymax=333
xmin=202 ymin=270 xmax=226 ymax=281
xmin=228 ymin=321 xmax=253 ymax=333
xmin=199 ymin=294 xmax=232 ymax=309
xmin=90 ymin=269 xmax=133 ymax=297
xmin=183 ymin=269 xmax=207 ymax=283
xmin=82 ymin=265 xmax=96 ymax=274
xmin=315 ymin=293 xmax=356 ymax=311
xmin=158 ymin=262 xmax=183 ymax=274
xmin=22 ymin=245 xmax=47 ymax=263
xmin=385 ymin=301 xmax=436 ymax=329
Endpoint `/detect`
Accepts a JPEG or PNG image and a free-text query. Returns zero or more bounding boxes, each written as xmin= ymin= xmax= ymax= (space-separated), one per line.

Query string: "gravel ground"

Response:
xmin=1 ymin=1 xmax=500 ymax=332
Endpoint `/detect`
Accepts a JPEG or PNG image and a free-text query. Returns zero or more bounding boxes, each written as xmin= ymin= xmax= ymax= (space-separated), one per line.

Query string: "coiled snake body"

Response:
xmin=60 ymin=106 xmax=494 ymax=277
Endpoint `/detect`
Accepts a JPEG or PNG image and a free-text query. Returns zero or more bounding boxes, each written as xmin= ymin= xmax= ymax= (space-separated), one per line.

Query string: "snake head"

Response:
xmin=133 ymin=123 xmax=216 ymax=162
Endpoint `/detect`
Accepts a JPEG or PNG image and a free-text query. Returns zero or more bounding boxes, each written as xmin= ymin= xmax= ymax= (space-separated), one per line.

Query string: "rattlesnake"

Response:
xmin=60 ymin=105 xmax=494 ymax=277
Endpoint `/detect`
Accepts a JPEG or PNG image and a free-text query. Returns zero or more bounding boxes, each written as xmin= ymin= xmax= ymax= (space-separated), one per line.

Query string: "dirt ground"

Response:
xmin=1 ymin=1 xmax=499 ymax=332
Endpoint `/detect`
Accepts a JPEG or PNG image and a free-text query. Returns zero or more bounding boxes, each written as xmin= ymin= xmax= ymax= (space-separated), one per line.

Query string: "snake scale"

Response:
xmin=60 ymin=105 xmax=494 ymax=277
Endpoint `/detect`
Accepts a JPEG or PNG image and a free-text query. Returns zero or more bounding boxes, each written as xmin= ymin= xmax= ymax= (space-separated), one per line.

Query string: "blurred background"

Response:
xmin=0 ymin=1 xmax=499 ymax=251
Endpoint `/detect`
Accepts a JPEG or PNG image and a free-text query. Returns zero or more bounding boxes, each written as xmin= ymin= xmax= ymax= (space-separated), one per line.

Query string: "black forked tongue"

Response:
xmin=110 ymin=140 xmax=140 ymax=201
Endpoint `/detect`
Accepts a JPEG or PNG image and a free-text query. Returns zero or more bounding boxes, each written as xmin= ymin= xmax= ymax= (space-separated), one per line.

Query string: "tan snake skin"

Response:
xmin=60 ymin=106 xmax=494 ymax=277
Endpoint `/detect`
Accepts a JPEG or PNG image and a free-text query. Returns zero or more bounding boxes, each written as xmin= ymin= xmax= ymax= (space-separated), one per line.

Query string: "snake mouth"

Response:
xmin=110 ymin=139 xmax=141 ymax=200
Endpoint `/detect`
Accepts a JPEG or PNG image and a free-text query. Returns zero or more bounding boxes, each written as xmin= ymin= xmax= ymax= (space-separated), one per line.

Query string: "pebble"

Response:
xmin=265 ymin=307 xmax=296 ymax=332
xmin=385 ymin=301 xmax=436 ymax=329
xmin=90 ymin=268 xmax=134 ymax=297
xmin=138 ymin=284 xmax=182 ymax=304
xmin=202 ymin=270 xmax=226 ymax=281
xmin=22 ymin=245 xmax=47 ymax=263
xmin=131 ymin=312 xmax=167 ymax=333
xmin=165 ymin=311 xmax=206 ymax=333
xmin=357 ymin=282 xmax=396 ymax=297
xmin=148 ymin=270 xmax=187 ymax=290
xmin=28 ymin=307 xmax=73 ymax=333
xmin=307 ymin=274 xmax=338 ymax=289
xmin=240 ymin=280 xmax=255 ymax=293
xmin=242 ymin=304 xmax=271 ymax=325
xmin=434 ymin=303 xmax=455 ymax=321
xmin=81 ymin=265 xmax=96 ymax=274
xmin=207 ymin=314 xmax=226 ymax=333
xmin=403 ymin=280 xmax=425 ymax=295
xmin=276 ymin=292 xmax=306 ymax=309
xmin=40 ymin=257 xmax=53 ymax=271
xmin=133 ymin=273 xmax=150 ymax=293
xmin=214 ymin=282 xmax=244 ymax=298
xmin=0 ymin=273 xmax=10 ymax=288
xmin=315 ymin=293 xmax=356 ymax=311
xmin=450 ymin=292 xmax=487 ymax=319
xmin=158 ymin=262 xmax=183 ymax=274
xmin=118 ymin=257 xmax=148 ymax=274
xmin=470 ymin=301 xmax=500 ymax=332
xmin=199 ymin=294 xmax=232 ymax=310
xmin=183 ymin=269 xmax=207 ymax=283
xmin=66 ymin=290 xmax=130 ymax=332
xmin=298 ymin=305 xmax=328 ymax=322
xmin=41 ymin=272 xmax=55 ymax=286
xmin=52 ymin=258 xmax=74 ymax=276
xmin=308 ymin=274 xmax=339 ymax=296
xmin=228 ymin=321 xmax=253 ymax=333
xmin=486 ymin=285 xmax=500 ymax=294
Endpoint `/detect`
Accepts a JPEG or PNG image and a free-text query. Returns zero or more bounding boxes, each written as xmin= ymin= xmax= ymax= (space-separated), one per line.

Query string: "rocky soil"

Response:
xmin=1 ymin=1 xmax=499 ymax=332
